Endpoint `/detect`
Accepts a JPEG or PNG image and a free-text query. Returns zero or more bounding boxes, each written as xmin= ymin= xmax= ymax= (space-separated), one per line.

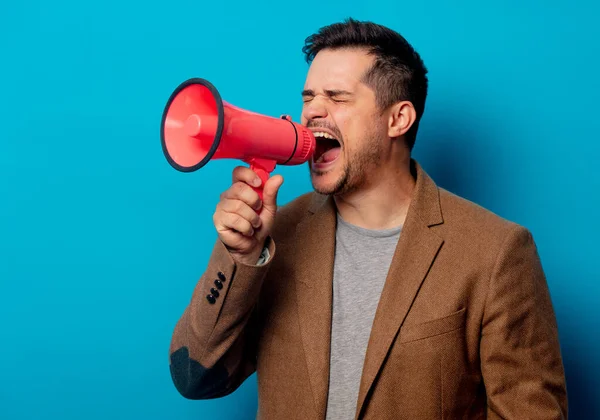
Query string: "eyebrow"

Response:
xmin=301 ymin=89 xmax=354 ymax=97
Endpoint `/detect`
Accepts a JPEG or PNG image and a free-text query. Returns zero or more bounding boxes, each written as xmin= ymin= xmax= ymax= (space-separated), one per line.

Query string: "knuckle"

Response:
xmin=234 ymin=182 xmax=247 ymax=195
xmin=238 ymin=218 xmax=251 ymax=232
xmin=243 ymin=189 xmax=258 ymax=206
xmin=217 ymin=199 xmax=228 ymax=212
xmin=230 ymin=214 xmax=243 ymax=226
xmin=234 ymin=200 xmax=245 ymax=213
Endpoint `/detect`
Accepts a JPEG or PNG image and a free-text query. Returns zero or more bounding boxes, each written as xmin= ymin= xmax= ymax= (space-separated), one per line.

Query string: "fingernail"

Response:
xmin=253 ymin=177 xmax=261 ymax=187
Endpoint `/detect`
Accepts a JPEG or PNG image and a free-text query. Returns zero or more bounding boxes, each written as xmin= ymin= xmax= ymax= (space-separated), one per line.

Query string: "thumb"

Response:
xmin=261 ymin=175 xmax=284 ymax=215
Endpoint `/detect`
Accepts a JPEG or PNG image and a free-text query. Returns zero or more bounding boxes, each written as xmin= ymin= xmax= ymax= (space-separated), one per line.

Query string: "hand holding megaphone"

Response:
xmin=213 ymin=166 xmax=284 ymax=265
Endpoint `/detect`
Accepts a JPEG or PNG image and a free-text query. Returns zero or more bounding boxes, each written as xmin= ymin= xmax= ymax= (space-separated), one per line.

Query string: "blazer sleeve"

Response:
xmin=168 ymin=237 xmax=275 ymax=399
xmin=480 ymin=225 xmax=568 ymax=419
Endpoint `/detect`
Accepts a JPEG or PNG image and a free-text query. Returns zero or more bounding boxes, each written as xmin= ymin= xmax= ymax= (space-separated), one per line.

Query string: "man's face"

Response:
xmin=301 ymin=48 xmax=387 ymax=196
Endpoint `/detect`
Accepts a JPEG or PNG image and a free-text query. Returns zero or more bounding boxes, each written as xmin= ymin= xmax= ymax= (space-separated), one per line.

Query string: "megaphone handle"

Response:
xmin=246 ymin=158 xmax=277 ymax=208
xmin=250 ymin=166 xmax=270 ymax=202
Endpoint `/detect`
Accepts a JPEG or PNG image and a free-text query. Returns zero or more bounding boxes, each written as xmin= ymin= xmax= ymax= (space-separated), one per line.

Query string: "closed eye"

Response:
xmin=325 ymin=89 xmax=353 ymax=103
xmin=301 ymin=89 xmax=315 ymax=103
xmin=301 ymin=89 xmax=353 ymax=104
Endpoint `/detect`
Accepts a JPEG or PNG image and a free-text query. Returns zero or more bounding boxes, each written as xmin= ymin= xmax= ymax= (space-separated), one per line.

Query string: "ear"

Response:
xmin=387 ymin=101 xmax=417 ymax=139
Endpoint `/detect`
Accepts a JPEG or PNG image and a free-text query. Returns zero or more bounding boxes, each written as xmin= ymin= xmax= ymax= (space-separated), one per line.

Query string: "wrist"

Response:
xmin=229 ymin=243 xmax=266 ymax=266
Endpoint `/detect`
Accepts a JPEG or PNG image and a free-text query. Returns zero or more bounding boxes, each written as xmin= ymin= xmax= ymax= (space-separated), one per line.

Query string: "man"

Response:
xmin=168 ymin=18 xmax=568 ymax=419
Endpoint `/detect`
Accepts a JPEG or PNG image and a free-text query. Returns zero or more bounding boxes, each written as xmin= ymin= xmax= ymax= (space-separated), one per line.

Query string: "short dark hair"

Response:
xmin=302 ymin=18 xmax=428 ymax=150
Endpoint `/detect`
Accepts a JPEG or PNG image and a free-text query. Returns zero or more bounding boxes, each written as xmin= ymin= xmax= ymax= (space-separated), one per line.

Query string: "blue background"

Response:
xmin=1 ymin=0 xmax=598 ymax=418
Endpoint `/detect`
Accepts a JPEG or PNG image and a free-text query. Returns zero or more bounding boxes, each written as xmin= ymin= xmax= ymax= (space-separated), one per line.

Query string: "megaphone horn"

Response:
xmin=160 ymin=78 xmax=316 ymax=201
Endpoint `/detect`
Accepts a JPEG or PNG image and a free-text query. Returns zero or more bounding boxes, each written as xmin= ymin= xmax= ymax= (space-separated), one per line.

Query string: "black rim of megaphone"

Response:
xmin=160 ymin=78 xmax=224 ymax=173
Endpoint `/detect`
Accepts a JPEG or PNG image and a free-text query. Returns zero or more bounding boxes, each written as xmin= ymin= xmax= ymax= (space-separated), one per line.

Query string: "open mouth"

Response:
xmin=313 ymin=131 xmax=341 ymax=164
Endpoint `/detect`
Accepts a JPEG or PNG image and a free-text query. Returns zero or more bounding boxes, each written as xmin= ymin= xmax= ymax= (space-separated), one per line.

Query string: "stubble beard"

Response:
xmin=310 ymin=135 xmax=382 ymax=197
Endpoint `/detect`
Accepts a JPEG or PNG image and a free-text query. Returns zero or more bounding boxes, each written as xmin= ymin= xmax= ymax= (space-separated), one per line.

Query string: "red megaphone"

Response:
xmin=160 ymin=78 xmax=315 ymax=200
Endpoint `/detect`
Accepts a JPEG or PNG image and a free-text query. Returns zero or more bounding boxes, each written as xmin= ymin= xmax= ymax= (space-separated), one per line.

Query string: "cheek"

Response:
xmin=335 ymin=110 xmax=362 ymax=142
xmin=339 ymin=114 xmax=372 ymax=149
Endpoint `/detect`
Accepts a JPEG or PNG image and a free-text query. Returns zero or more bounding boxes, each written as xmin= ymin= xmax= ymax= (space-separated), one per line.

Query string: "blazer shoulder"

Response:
xmin=438 ymin=187 xmax=529 ymax=240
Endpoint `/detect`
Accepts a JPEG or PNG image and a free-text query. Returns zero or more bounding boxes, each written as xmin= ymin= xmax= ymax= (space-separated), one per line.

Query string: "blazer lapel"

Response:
xmin=294 ymin=194 xmax=336 ymax=419
xmin=355 ymin=161 xmax=445 ymax=419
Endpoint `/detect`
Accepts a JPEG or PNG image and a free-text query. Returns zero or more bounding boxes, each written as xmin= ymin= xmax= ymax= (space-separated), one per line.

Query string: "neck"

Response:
xmin=333 ymin=158 xmax=415 ymax=230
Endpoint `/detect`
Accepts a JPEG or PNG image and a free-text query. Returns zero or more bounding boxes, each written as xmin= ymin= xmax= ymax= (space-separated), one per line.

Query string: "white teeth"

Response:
xmin=313 ymin=131 xmax=336 ymax=140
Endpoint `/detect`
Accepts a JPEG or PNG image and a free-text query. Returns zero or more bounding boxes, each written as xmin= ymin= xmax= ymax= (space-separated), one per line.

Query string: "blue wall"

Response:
xmin=1 ymin=0 xmax=598 ymax=418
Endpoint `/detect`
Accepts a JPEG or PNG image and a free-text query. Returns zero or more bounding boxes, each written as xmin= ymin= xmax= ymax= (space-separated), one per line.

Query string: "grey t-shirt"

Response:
xmin=325 ymin=214 xmax=402 ymax=420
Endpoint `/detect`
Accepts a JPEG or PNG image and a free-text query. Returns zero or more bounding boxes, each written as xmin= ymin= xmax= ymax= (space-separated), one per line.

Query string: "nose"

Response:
xmin=302 ymin=97 xmax=328 ymax=122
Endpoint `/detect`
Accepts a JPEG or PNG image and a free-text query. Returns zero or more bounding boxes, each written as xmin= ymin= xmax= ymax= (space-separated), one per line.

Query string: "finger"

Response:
xmin=232 ymin=166 xmax=262 ymax=188
xmin=221 ymin=182 xmax=262 ymax=211
xmin=218 ymin=229 xmax=257 ymax=251
xmin=217 ymin=212 xmax=255 ymax=237
xmin=262 ymin=175 xmax=284 ymax=213
xmin=219 ymin=199 xmax=262 ymax=229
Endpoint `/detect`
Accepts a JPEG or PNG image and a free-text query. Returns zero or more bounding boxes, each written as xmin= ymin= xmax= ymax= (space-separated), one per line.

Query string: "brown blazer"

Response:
xmin=169 ymin=160 xmax=568 ymax=419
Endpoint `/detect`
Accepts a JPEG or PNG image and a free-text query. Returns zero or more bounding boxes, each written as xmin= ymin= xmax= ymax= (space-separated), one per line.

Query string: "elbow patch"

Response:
xmin=169 ymin=347 xmax=231 ymax=399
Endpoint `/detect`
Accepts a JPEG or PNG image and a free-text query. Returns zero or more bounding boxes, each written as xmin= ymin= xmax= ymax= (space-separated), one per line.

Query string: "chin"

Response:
xmin=310 ymin=168 xmax=343 ymax=195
